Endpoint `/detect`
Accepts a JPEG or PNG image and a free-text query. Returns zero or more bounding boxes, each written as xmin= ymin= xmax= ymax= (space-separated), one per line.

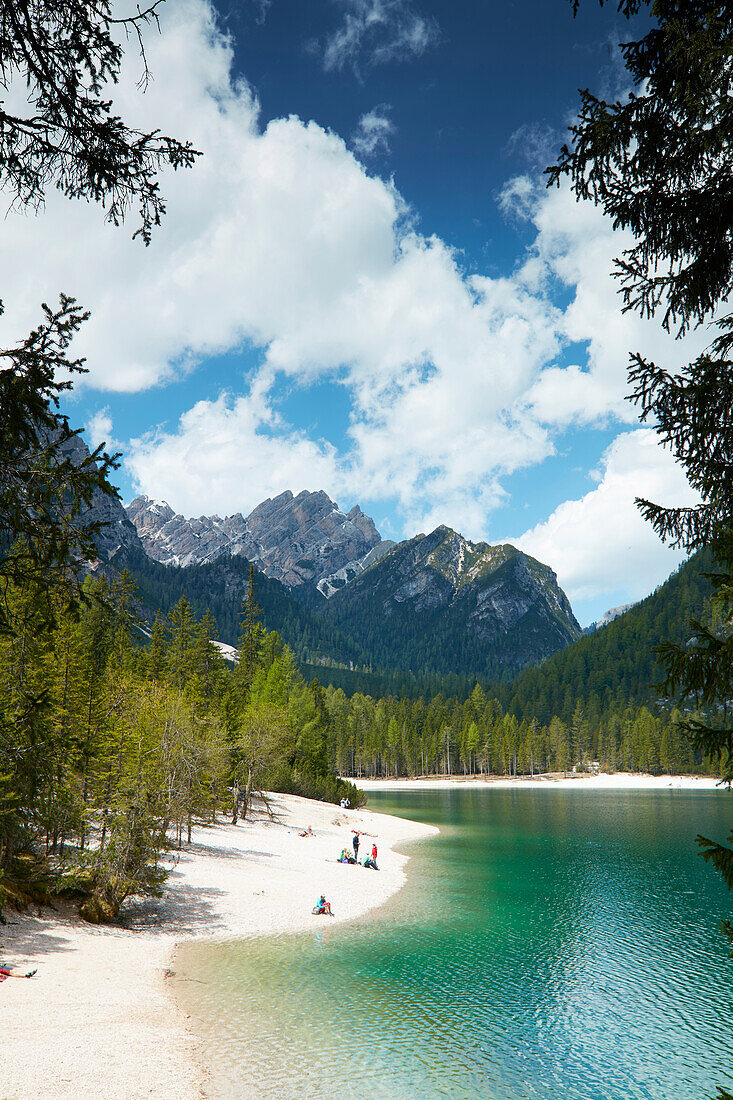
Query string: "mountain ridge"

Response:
xmin=126 ymin=489 xmax=385 ymax=590
xmin=67 ymin=435 xmax=584 ymax=682
xmin=320 ymin=524 xmax=582 ymax=680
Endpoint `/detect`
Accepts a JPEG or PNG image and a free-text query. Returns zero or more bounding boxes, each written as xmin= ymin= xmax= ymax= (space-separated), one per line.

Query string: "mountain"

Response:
xmin=56 ymin=440 xmax=360 ymax=665
xmin=317 ymin=539 xmax=396 ymax=598
xmin=319 ymin=525 xmax=582 ymax=680
xmin=498 ymin=548 xmax=714 ymax=725
xmin=126 ymin=490 xmax=387 ymax=590
xmin=583 ymin=603 xmax=636 ymax=634
xmin=66 ymin=443 xmax=582 ymax=683
xmin=60 ymin=433 xmax=142 ymax=559
xmin=118 ymin=547 xmax=368 ymax=667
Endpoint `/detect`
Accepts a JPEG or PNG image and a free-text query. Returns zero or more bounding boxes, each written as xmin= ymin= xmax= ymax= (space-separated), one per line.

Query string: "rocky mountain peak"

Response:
xmin=125 ymin=489 xmax=385 ymax=590
xmin=246 ymin=490 xmax=294 ymax=525
xmin=58 ymin=434 xmax=143 ymax=560
xmin=125 ymin=495 xmax=175 ymax=536
xmin=346 ymin=504 xmax=381 ymax=545
xmin=321 ymin=524 xmax=581 ymax=677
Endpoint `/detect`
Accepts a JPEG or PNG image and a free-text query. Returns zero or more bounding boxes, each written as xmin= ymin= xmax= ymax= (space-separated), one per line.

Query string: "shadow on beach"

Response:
xmin=120 ymin=880 xmax=229 ymax=934
xmin=175 ymin=839 xmax=275 ymax=862
xmin=0 ymin=911 xmax=76 ymax=958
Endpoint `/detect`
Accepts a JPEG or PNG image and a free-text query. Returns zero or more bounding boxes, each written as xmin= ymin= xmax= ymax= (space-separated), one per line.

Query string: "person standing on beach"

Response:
xmin=352 ymin=832 xmax=360 ymax=860
xmin=371 ymin=842 xmax=378 ymax=863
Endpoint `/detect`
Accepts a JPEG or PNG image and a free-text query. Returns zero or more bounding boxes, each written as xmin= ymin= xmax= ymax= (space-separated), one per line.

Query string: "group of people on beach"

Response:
xmin=313 ymin=829 xmax=380 ymax=916
xmin=338 ymin=830 xmax=378 ymax=870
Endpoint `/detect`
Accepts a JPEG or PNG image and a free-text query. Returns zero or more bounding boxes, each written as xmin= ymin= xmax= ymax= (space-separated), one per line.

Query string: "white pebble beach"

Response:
xmin=355 ymin=772 xmax=724 ymax=791
xmin=0 ymin=793 xmax=436 ymax=1100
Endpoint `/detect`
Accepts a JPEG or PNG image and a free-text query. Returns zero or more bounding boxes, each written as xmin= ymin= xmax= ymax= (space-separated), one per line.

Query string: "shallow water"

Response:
xmin=175 ymin=789 xmax=733 ymax=1099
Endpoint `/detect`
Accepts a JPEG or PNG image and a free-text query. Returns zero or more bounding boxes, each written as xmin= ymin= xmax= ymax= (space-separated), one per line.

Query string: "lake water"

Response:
xmin=175 ymin=789 xmax=733 ymax=1099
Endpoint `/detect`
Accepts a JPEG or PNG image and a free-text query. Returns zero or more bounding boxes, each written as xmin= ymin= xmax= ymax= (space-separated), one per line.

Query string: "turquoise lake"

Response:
xmin=175 ymin=789 xmax=733 ymax=1099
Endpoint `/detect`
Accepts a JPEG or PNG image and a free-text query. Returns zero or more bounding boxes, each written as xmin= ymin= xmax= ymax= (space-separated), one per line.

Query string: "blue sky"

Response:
xmin=9 ymin=0 xmax=703 ymax=624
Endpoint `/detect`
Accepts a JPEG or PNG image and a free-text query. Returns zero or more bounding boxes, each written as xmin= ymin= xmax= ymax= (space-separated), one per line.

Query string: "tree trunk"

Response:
xmin=243 ymin=769 xmax=253 ymax=821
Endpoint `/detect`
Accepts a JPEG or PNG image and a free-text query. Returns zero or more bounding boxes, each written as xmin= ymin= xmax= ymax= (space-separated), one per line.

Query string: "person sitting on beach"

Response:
xmin=299 ymin=825 xmax=314 ymax=837
xmin=0 ymin=966 xmax=36 ymax=982
xmin=338 ymin=849 xmax=352 ymax=863
xmin=363 ymin=856 xmax=378 ymax=870
xmin=313 ymin=894 xmax=333 ymax=915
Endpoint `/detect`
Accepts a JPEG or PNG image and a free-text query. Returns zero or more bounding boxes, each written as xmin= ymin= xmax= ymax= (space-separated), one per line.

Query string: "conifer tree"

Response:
xmin=553 ymin=2 xmax=733 ymax=1058
xmin=235 ymin=566 xmax=265 ymax=698
xmin=0 ymin=300 xmax=120 ymax=639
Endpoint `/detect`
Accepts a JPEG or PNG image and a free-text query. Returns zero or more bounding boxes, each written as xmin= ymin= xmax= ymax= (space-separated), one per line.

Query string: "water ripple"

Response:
xmin=176 ymin=789 xmax=733 ymax=1100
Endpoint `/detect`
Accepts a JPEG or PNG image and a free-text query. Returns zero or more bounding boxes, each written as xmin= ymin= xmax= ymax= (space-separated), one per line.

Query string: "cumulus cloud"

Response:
xmin=123 ymin=221 xmax=566 ymax=526
xmin=352 ymin=106 xmax=395 ymax=157
xmin=127 ymin=390 xmax=342 ymax=516
xmin=0 ymin=0 xmax=564 ymax=527
xmin=0 ymin=0 xmax=406 ymax=392
xmin=2 ymin=0 xmax=707 ymax=604
xmin=515 ymin=430 xmax=699 ymax=609
xmin=501 ymin=178 xmax=713 ymax=430
xmin=315 ymin=0 xmax=438 ymax=74
xmin=85 ymin=407 xmax=118 ymax=452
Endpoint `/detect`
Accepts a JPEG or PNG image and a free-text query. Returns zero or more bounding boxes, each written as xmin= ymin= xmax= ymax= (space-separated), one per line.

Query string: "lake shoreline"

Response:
xmin=171 ymin=782 xmax=733 ymax=1100
xmin=0 ymin=792 xmax=436 ymax=1100
xmin=354 ymin=772 xmax=724 ymax=791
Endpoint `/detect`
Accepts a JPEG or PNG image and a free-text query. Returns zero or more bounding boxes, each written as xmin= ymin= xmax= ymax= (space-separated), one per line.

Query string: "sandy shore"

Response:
xmin=356 ymin=772 xmax=725 ymax=791
xmin=0 ymin=793 xmax=436 ymax=1100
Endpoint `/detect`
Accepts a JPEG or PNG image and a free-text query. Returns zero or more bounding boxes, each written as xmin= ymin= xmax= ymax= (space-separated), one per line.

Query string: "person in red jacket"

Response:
xmin=0 ymin=966 xmax=36 ymax=981
xmin=313 ymin=895 xmax=333 ymax=916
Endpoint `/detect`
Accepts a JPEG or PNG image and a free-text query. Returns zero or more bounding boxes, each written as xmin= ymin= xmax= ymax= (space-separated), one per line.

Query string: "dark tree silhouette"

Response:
xmin=0 ymin=0 xmax=199 ymax=243
xmin=550 ymin=3 xmax=733 ymax=1057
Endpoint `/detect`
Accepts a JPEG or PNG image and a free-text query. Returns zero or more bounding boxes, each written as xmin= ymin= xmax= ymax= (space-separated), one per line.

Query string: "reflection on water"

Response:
xmin=175 ymin=789 xmax=733 ymax=1099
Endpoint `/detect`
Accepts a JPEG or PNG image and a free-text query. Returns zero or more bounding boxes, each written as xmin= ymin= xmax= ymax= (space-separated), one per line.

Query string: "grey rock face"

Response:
xmin=377 ymin=526 xmax=579 ymax=639
xmin=59 ymin=434 xmax=143 ymax=560
xmin=322 ymin=525 xmax=582 ymax=676
xmin=126 ymin=489 xmax=385 ymax=589
xmin=583 ymin=603 xmax=636 ymax=634
xmin=317 ymin=540 xmax=396 ymax=598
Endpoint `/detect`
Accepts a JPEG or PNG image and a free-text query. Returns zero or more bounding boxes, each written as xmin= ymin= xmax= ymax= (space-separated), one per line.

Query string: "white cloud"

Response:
xmin=515 ymin=430 xmax=699 ymax=609
xmin=352 ymin=106 xmax=395 ymax=157
xmin=127 ymin=390 xmax=343 ymax=517
xmin=315 ymin=0 xmax=438 ymax=74
xmin=0 ymin=0 xmax=405 ymax=393
xmin=1 ymin=0 xmax=709 ymax=578
xmin=123 ymin=221 xmax=566 ymax=526
xmin=85 ymin=407 xmax=118 ymax=452
xmin=0 ymin=0 xmax=565 ymax=527
xmin=502 ymin=179 xmax=713 ymax=430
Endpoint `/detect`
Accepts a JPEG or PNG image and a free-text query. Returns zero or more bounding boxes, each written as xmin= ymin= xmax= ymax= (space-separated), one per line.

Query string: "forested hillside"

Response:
xmin=118 ymin=531 xmax=585 ymax=687
xmin=119 ymin=548 xmax=368 ymax=668
xmin=497 ymin=549 xmax=714 ymax=725
xmin=320 ymin=527 xmax=581 ymax=681
xmin=322 ymin=683 xmax=715 ymax=780
xmin=299 ymin=662 xmax=484 ymax=702
xmin=312 ymin=549 xmax=721 ymax=781
xmin=0 ymin=566 xmax=361 ymax=920
xmin=119 ymin=540 xmax=716 ymax=729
